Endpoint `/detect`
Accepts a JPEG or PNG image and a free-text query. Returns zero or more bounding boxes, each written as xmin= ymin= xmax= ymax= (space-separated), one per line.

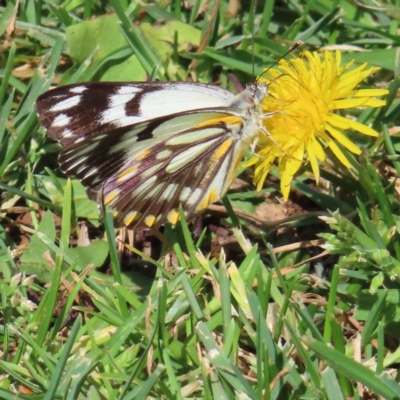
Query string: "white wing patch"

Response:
xmin=187 ymin=187 xmax=202 ymax=206
xmin=139 ymin=85 xmax=234 ymax=118
xmin=50 ymin=95 xmax=81 ymax=112
xmin=116 ymin=86 xmax=142 ymax=95
xmin=62 ymin=129 xmax=74 ymax=139
xmin=109 ymin=93 xmax=137 ymax=107
xmin=160 ymin=183 xmax=178 ymax=201
xmin=166 ymin=139 xmax=219 ymax=173
xmin=99 ymin=107 xmax=145 ymax=127
xmin=52 ymin=114 xmax=71 ymax=127
xmin=165 ymin=127 xmax=223 ymax=145
xmin=69 ymin=86 xmax=87 ymax=94
xmin=179 ymin=186 xmax=192 ymax=203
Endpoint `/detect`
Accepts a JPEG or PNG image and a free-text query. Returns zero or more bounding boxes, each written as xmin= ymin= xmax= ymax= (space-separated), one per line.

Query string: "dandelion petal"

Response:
xmin=331 ymin=98 xmax=376 ymax=109
xmin=353 ymin=89 xmax=389 ymax=97
xmin=322 ymin=133 xmax=351 ymax=168
xmin=326 ymin=125 xmax=361 ymax=154
xmin=347 ymin=119 xmax=379 ymax=137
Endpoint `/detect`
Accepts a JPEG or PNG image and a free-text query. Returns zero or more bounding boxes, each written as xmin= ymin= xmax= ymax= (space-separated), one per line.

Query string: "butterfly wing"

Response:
xmin=36 ymin=82 xmax=250 ymax=229
xmin=36 ymin=82 xmax=235 ymax=146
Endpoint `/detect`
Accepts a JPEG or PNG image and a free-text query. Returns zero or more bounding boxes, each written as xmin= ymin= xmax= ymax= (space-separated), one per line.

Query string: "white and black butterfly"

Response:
xmin=36 ymin=80 xmax=268 ymax=229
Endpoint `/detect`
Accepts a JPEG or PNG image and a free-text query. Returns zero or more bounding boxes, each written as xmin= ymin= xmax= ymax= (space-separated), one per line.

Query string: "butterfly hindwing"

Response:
xmin=98 ymin=115 xmax=241 ymax=229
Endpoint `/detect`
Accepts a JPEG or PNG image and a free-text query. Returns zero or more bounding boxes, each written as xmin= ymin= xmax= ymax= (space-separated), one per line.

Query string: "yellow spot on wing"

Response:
xmin=117 ymin=164 xmax=139 ymax=181
xmin=104 ymin=189 xmax=120 ymax=205
xmin=167 ymin=209 xmax=179 ymax=224
xmin=199 ymin=139 xmax=233 ymax=186
xmin=198 ymin=187 xmax=219 ymax=211
xmin=136 ymin=149 xmax=150 ymax=160
xmin=145 ymin=215 xmax=156 ymax=227
xmin=124 ymin=211 xmax=138 ymax=226
xmin=226 ymin=155 xmax=243 ymax=189
xmin=213 ymin=138 xmax=233 ymax=160
xmin=193 ymin=116 xmax=242 ymax=129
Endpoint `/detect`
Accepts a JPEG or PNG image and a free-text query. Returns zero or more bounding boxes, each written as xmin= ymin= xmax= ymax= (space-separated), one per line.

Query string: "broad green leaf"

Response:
xmin=19 ymin=210 xmax=56 ymax=282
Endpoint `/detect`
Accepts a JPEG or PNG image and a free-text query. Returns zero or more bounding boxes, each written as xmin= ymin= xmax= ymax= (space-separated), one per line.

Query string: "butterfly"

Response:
xmin=36 ymin=80 xmax=268 ymax=229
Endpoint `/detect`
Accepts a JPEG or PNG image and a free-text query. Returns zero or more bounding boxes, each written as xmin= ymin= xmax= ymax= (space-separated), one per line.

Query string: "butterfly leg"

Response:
xmin=259 ymin=111 xmax=302 ymax=159
xmin=259 ymin=125 xmax=291 ymax=156
xmin=250 ymin=136 xmax=259 ymax=153
xmin=262 ymin=111 xmax=280 ymax=119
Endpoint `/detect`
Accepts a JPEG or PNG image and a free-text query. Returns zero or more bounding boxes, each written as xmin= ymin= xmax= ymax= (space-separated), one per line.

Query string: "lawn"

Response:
xmin=1 ymin=0 xmax=400 ymax=399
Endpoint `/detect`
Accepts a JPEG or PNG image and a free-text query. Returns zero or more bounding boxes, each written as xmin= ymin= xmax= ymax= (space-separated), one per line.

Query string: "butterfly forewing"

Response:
xmin=36 ymin=81 xmax=260 ymax=229
xmin=36 ymin=82 xmax=235 ymax=145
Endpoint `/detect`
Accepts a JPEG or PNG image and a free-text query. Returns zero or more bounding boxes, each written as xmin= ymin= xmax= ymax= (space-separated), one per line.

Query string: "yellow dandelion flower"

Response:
xmin=245 ymin=50 xmax=388 ymax=200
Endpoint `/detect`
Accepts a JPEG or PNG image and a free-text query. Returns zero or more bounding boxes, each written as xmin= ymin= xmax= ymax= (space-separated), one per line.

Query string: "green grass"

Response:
xmin=1 ymin=0 xmax=400 ymax=399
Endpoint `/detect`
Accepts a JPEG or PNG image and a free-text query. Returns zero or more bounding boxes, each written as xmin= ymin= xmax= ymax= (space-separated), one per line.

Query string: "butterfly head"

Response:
xmin=228 ymin=81 xmax=268 ymax=111
xmin=248 ymin=81 xmax=268 ymax=105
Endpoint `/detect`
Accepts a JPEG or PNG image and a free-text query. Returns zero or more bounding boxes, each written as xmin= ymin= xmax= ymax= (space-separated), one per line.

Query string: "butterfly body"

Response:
xmin=36 ymin=81 xmax=267 ymax=229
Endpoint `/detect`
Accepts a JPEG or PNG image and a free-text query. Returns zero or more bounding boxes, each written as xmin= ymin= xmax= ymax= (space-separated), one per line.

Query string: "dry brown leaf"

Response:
xmin=6 ymin=0 xmax=19 ymax=36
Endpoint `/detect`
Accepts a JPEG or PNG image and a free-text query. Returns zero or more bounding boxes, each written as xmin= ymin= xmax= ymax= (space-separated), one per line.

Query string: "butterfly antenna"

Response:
xmin=257 ymin=42 xmax=301 ymax=81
